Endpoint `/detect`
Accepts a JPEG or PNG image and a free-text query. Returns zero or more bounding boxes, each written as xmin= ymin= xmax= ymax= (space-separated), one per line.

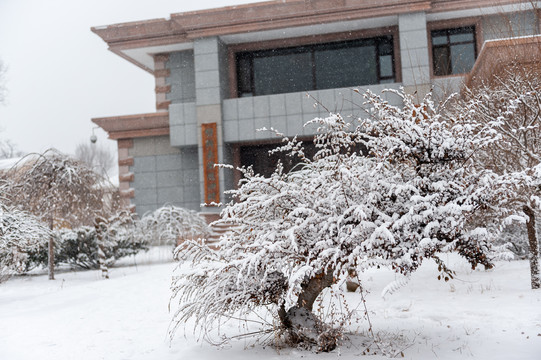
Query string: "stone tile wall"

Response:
xmin=129 ymin=137 xmax=200 ymax=215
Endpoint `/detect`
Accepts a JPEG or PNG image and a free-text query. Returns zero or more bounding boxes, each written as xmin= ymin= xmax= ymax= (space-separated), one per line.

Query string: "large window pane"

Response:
xmin=314 ymin=45 xmax=377 ymax=89
xmin=451 ymin=43 xmax=476 ymax=74
xmin=433 ymin=46 xmax=450 ymax=76
xmin=379 ymin=54 xmax=394 ymax=78
xmin=237 ymin=56 xmax=253 ymax=97
xmin=253 ymin=52 xmax=312 ymax=96
xmin=356 ymin=46 xmax=378 ymax=85
xmin=236 ymin=36 xmax=395 ymax=96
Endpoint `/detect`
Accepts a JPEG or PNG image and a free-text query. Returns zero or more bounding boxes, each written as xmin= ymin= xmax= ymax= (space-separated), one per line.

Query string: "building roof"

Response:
xmin=91 ymin=0 xmax=531 ymax=73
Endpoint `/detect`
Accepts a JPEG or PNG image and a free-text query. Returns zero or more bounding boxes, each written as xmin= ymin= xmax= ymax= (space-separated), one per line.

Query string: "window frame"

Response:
xmin=427 ymin=18 xmax=483 ymax=78
xmin=228 ymin=27 xmax=400 ymax=98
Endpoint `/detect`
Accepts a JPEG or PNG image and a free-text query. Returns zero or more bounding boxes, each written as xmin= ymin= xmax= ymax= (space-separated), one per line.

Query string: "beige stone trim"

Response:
xmin=154 ymin=69 xmax=170 ymax=77
xmin=118 ymin=158 xmax=134 ymax=167
xmin=119 ymin=189 xmax=135 ymax=199
xmin=92 ymin=0 xmax=528 ymax=74
xmin=119 ymin=173 xmax=135 ymax=182
xmin=118 ymin=139 xmax=134 ymax=149
xmin=92 ymin=112 xmax=170 ymax=140
xmin=155 ymin=85 xmax=171 ymax=93
xmin=156 ymin=100 xmax=172 ymax=111
xmin=93 ymin=0 xmax=525 ymax=45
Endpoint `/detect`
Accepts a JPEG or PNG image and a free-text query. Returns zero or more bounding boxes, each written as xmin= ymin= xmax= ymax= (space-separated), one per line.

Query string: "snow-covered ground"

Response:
xmin=0 ymin=249 xmax=540 ymax=359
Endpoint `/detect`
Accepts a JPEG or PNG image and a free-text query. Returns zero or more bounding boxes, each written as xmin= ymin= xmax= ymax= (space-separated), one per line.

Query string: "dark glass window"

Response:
xmin=238 ymin=141 xmax=367 ymax=178
xmin=431 ymin=26 xmax=476 ymax=76
xmin=239 ymin=142 xmax=317 ymax=178
xmin=253 ymin=51 xmax=313 ymax=96
xmin=236 ymin=36 xmax=395 ymax=97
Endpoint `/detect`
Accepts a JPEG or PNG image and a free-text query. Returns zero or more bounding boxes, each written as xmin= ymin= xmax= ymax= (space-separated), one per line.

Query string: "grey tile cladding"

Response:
xmin=132 ymin=172 xmax=157 ymax=189
xmin=194 ymin=54 xmax=219 ymax=73
xmin=132 ymin=156 xmax=156 ymax=173
xmin=167 ymin=50 xmax=195 ymax=103
xmin=131 ymin=146 xmax=201 ymax=213
xmin=157 ymin=187 xmax=184 ymax=204
xmin=157 ymin=170 xmax=182 ymax=188
xmin=157 ymin=154 xmax=182 ymax=171
xmin=194 ymin=37 xmax=219 ymax=56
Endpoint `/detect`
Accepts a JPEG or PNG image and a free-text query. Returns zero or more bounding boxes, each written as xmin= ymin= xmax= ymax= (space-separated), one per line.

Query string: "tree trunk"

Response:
xmin=523 ymin=205 xmax=540 ymax=289
xmin=278 ymin=268 xmax=337 ymax=351
xmin=48 ymin=217 xmax=54 ymax=280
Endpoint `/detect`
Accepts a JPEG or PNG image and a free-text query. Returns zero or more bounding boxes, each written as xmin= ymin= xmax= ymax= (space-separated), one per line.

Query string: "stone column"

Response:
xmin=398 ymin=12 xmax=431 ymax=101
xmin=193 ymin=37 xmax=229 ymax=212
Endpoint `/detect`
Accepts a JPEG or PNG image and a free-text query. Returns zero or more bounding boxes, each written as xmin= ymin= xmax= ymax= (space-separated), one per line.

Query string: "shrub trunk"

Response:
xmin=278 ymin=268 xmax=337 ymax=351
xmin=48 ymin=217 xmax=54 ymax=280
xmin=524 ymin=205 xmax=540 ymax=289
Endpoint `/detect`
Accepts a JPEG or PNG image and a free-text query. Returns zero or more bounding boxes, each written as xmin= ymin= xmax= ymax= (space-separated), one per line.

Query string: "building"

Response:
xmin=91 ymin=0 xmax=540 ymax=217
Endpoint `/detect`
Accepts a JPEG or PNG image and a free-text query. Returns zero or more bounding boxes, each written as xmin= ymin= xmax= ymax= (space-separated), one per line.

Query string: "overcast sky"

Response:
xmin=0 ymin=0 xmax=268 ymax=157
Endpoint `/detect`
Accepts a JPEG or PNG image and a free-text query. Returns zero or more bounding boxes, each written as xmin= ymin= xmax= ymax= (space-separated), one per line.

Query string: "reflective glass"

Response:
xmin=237 ymin=57 xmax=253 ymax=96
xmin=432 ymin=35 xmax=448 ymax=45
xmin=451 ymin=43 xmax=476 ymax=74
xmin=449 ymin=32 xmax=474 ymax=43
xmin=433 ymin=46 xmax=450 ymax=76
xmin=253 ymin=52 xmax=312 ymax=96
xmin=237 ymin=36 xmax=394 ymax=96
xmin=379 ymin=54 xmax=394 ymax=78
xmin=315 ymin=45 xmax=377 ymax=89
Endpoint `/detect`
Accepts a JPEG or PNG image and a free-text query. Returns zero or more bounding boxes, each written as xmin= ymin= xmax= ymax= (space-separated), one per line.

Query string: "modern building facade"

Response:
xmin=91 ymin=0 xmax=540 ymax=216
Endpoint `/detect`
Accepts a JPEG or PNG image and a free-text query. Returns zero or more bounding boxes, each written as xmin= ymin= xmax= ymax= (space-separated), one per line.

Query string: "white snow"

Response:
xmin=0 ymin=250 xmax=540 ymax=359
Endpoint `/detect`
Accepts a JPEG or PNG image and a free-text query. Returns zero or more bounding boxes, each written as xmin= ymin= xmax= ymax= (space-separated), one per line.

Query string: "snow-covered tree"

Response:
xmin=170 ymin=89 xmax=511 ymax=350
xmin=462 ymin=67 xmax=541 ymax=288
xmin=0 ymin=205 xmax=50 ymax=283
xmin=140 ymin=205 xmax=209 ymax=246
xmin=4 ymin=149 xmax=108 ymax=280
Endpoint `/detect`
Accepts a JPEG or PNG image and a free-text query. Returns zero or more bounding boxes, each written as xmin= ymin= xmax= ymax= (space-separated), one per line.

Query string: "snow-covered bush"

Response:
xmin=170 ymin=89 xmax=513 ymax=351
xmin=54 ymin=226 xmax=145 ymax=270
xmin=53 ymin=227 xmax=99 ymax=269
xmin=0 ymin=205 xmax=49 ymax=283
xmin=24 ymin=214 xmax=147 ymax=271
xmin=140 ymin=205 xmax=209 ymax=246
